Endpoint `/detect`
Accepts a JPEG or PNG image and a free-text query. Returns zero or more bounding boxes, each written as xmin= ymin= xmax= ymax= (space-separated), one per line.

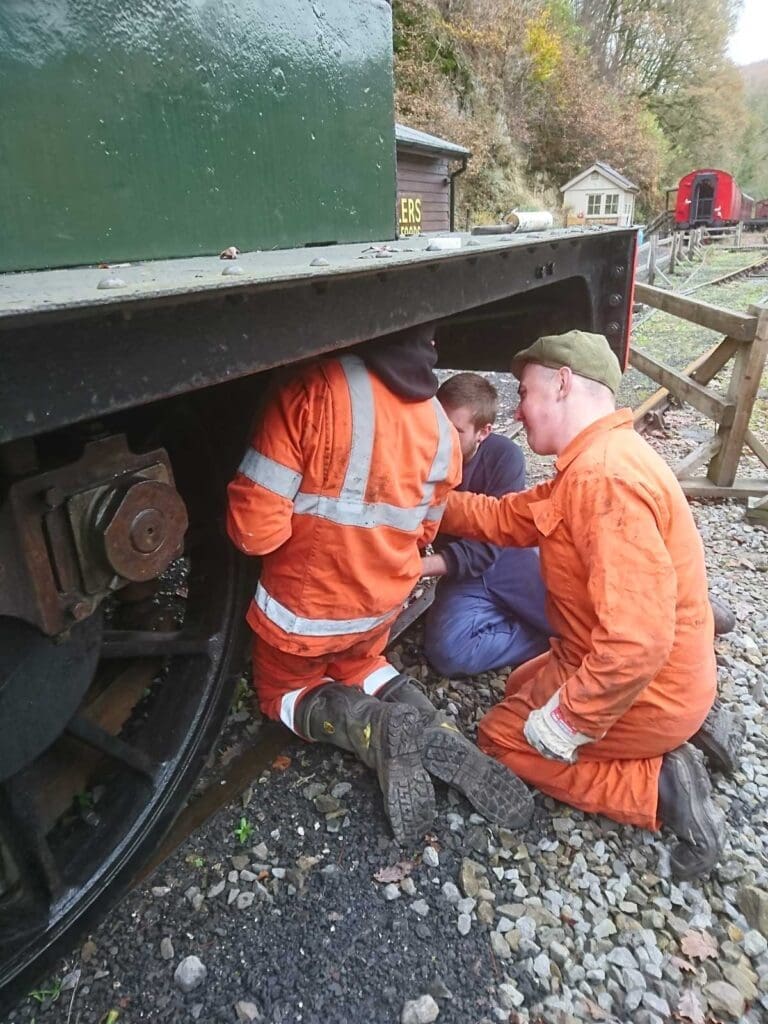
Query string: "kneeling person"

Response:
xmin=226 ymin=327 xmax=533 ymax=846
xmin=422 ymin=372 xmax=551 ymax=676
xmin=440 ymin=332 xmax=728 ymax=879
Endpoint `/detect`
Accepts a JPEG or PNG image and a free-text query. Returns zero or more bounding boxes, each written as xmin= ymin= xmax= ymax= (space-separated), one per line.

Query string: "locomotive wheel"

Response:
xmin=0 ymin=404 xmax=251 ymax=1012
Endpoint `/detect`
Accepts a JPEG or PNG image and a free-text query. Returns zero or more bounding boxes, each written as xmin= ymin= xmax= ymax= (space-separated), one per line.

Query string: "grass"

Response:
xmin=626 ymin=248 xmax=768 ymax=443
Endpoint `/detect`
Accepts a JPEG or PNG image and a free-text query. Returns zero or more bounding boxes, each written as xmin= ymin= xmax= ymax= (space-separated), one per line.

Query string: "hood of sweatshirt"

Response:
xmin=358 ymin=322 xmax=439 ymax=401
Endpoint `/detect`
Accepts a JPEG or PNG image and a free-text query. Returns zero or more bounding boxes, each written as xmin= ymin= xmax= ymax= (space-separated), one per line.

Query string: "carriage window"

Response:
xmin=587 ymin=194 xmax=602 ymax=215
xmin=604 ymin=194 xmax=619 ymax=215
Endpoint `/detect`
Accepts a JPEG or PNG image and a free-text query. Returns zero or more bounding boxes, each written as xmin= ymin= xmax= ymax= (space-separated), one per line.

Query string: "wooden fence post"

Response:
xmin=647 ymin=235 xmax=657 ymax=286
xmin=709 ymin=305 xmax=768 ymax=486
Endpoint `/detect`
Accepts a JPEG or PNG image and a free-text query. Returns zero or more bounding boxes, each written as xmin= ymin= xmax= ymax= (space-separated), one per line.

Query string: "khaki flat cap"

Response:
xmin=511 ymin=330 xmax=623 ymax=395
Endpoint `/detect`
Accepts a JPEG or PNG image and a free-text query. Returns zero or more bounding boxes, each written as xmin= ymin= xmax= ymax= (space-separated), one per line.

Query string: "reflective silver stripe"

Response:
xmin=425 ymin=399 xmax=455 ymax=491
xmin=293 ymin=493 xmax=427 ymax=531
xmin=362 ymin=664 xmax=400 ymax=695
xmin=339 ymin=355 xmax=375 ymax=501
xmin=279 ymin=687 xmax=308 ymax=735
xmin=239 ymin=448 xmax=301 ymax=500
xmin=408 ymin=400 xmax=455 ymax=522
xmin=289 ymin=369 xmax=452 ymax=532
xmin=256 ymin=582 xmax=395 ymax=637
xmin=423 ymin=501 xmax=446 ymax=522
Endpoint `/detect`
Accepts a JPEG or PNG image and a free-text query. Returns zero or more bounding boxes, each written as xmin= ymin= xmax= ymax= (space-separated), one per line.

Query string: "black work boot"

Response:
xmin=379 ymin=675 xmax=533 ymax=830
xmin=295 ymin=683 xmax=435 ymax=845
xmin=658 ymin=744 xmax=724 ymax=881
xmin=710 ymin=594 xmax=736 ymax=636
xmin=689 ymin=699 xmax=745 ymax=775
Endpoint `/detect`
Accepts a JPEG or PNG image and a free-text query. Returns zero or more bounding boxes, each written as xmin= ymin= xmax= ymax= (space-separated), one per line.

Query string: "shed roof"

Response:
xmin=395 ymin=123 xmax=470 ymax=158
xmin=559 ymin=161 xmax=639 ymax=194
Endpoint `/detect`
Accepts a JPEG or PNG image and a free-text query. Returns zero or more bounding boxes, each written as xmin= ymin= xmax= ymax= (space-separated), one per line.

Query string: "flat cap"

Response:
xmin=511 ymin=330 xmax=623 ymax=395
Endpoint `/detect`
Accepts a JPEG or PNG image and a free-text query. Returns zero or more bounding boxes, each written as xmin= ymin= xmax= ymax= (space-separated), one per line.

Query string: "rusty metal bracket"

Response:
xmin=0 ymin=435 xmax=187 ymax=635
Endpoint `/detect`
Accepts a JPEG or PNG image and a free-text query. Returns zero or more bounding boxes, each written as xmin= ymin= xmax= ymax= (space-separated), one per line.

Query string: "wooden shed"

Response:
xmin=395 ymin=124 xmax=470 ymax=237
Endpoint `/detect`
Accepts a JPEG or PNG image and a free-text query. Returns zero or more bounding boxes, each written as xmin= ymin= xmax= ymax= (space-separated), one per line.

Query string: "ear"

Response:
xmin=557 ymin=366 xmax=573 ymax=399
xmin=477 ymin=422 xmax=492 ymax=443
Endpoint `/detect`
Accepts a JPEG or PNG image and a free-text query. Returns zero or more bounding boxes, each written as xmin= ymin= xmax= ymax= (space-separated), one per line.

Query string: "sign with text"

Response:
xmin=398 ymin=195 xmax=422 ymax=236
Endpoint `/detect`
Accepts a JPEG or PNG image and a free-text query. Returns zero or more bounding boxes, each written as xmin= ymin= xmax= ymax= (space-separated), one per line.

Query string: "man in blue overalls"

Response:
xmin=421 ymin=372 xmax=552 ymax=677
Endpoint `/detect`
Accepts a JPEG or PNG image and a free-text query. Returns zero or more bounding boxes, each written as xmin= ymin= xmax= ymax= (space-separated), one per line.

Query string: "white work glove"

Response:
xmin=523 ymin=690 xmax=593 ymax=764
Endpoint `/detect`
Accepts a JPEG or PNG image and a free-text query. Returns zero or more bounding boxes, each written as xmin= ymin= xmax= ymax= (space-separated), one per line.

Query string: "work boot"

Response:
xmin=689 ymin=699 xmax=745 ymax=775
xmin=658 ymin=744 xmax=724 ymax=881
xmin=379 ymin=674 xmax=534 ymax=830
xmin=710 ymin=594 xmax=736 ymax=636
xmin=295 ymin=683 xmax=435 ymax=845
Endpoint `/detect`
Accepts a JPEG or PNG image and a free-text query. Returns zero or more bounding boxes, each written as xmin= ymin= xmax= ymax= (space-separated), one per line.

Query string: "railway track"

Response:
xmin=633 ymin=250 xmax=768 ymax=331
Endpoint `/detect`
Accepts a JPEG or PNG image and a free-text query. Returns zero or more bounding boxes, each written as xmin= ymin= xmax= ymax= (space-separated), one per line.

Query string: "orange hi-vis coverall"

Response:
xmin=227 ymin=354 xmax=462 ymax=731
xmin=440 ymin=409 xmax=716 ymax=831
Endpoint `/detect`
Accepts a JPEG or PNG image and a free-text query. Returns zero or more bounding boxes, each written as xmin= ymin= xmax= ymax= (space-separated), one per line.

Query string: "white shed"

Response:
xmin=560 ymin=162 xmax=638 ymax=227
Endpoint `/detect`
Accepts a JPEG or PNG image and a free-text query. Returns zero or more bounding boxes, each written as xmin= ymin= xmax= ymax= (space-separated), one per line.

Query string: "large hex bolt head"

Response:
xmin=100 ymin=479 xmax=188 ymax=582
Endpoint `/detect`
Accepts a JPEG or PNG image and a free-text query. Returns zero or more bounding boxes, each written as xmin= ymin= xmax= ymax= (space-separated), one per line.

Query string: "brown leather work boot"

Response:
xmin=658 ymin=744 xmax=724 ymax=881
xmin=379 ymin=674 xmax=534 ymax=830
xmin=690 ymin=699 xmax=745 ymax=775
xmin=295 ymin=683 xmax=435 ymax=845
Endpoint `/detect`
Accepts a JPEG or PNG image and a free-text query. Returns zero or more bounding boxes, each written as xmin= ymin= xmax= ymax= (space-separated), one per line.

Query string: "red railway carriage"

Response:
xmin=674 ymin=169 xmax=747 ymax=229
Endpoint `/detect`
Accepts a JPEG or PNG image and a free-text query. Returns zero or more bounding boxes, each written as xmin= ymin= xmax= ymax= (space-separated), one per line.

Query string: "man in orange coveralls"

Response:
xmin=227 ymin=324 xmax=533 ymax=845
xmin=439 ymin=330 xmax=725 ymax=880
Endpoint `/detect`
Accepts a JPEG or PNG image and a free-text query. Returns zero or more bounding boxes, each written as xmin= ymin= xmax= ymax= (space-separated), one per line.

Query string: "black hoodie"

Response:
xmin=357 ymin=322 xmax=439 ymax=401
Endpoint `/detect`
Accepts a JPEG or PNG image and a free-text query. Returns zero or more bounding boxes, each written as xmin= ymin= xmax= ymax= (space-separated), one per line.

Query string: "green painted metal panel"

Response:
xmin=0 ymin=0 xmax=396 ymax=272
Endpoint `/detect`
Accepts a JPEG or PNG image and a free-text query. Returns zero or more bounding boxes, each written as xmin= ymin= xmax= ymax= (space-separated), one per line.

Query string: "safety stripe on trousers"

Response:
xmin=256 ymin=582 xmax=396 ymax=637
xmin=361 ymin=663 xmax=400 ymax=694
xmin=279 ymin=687 xmax=308 ymax=735
xmin=279 ymin=665 xmax=398 ymax=734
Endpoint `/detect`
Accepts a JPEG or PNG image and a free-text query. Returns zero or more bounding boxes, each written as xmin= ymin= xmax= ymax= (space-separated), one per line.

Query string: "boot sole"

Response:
xmin=664 ymin=746 xmax=724 ymax=881
xmin=378 ymin=703 xmax=436 ymax=845
xmin=689 ymin=702 xmax=745 ymax=775
xmin=423 ymin=725 xmax=533 ymax=829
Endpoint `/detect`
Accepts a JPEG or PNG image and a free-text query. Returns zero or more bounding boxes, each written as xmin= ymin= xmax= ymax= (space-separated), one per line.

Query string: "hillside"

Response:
xmin=741 ymin=59 xmax=768 ymax=95
xmin=393 ymin=0 xmax=760 ymax=224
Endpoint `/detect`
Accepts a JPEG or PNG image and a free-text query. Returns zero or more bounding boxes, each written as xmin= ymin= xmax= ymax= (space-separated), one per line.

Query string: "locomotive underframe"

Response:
xmin=1 ymin=229 xmax=635 ymax=445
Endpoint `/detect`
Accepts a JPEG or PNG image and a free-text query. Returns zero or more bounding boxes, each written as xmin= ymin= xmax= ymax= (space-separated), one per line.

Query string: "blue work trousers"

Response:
xmin=424 ymin=548 xmax=552 ymax=677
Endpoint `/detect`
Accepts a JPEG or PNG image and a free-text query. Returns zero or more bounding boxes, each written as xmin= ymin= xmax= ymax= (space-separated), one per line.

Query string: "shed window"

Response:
xmin=587 ymin=194 xmax=602 ymax=216
xmin=604 ymin=194 xmax=620 ymax=215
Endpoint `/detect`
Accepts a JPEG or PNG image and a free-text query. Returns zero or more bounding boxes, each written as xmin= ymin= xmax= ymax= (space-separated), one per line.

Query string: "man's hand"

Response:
xmin=420 ymin=553 xmax=449 ymax=578
xmin=523 ymin=690 xmax=593 ymax=764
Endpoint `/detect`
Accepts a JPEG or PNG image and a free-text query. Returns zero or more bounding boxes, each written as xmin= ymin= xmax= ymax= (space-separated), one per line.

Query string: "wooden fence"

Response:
xmin=630 ymin=282 xmax=768 ymax=502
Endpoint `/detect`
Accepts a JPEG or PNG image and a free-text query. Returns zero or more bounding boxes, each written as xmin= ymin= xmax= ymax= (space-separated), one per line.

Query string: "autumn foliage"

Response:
xmin=393 ymin=0 xmax=756 ymax=224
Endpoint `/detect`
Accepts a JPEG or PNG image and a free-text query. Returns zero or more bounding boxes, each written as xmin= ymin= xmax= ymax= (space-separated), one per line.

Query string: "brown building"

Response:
xmin=395 ymin=124 xmax=470 ymax=237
